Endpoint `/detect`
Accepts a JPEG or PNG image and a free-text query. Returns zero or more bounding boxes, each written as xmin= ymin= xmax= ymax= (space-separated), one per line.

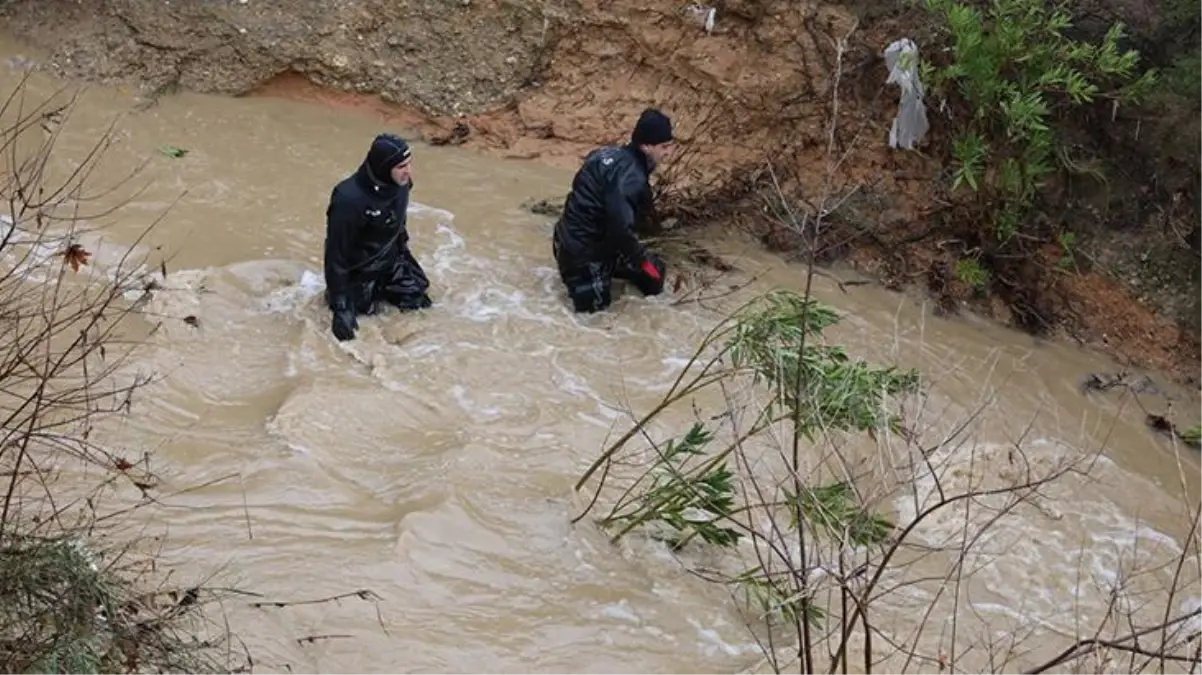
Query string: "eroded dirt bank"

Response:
xmin=1 ymin=0 xmax=1198 ymax=382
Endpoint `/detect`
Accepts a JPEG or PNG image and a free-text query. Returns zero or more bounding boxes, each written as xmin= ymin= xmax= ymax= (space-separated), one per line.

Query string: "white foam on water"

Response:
xmin=175 ymin=194 xmax=711 ymax=422
xmin=46 ymin=181 xmax=1191 ymax=674
xmin=687 ymin=617 xmax=763 ymax=658
xmin=449 ymin=384 xmax=505 ymax=421
xmin=0 ymin=214 xmax=189 ymax=303
xmin=550 ymin=352 xmax=610 ymax=405
xmin=1181 ymin=596 xmax=1202 ymax=634
xmin=0 ymin=215 xmax=98 ymax=285
xmin=598 ymin=599 xmax=642 ymax=623
xmin=892 ymin=436 xmax=1189 ymax=637
xmin=429 ymin=221 xmax=469 ymax=278
xmin=246 ymin=199 xmax=459 ymax=315
xmin=259 ymin=269 xmax=325 ymax=314
xmin=243 ymin=202 xmax=574 ymax=340
xmin=456 ymin=286 xmax=544 ymax=324
xmin=409 ymin=202 xmax=455 ymax=223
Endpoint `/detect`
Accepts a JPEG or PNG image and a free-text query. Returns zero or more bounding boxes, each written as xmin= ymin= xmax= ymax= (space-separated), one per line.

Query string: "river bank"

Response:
xmin=0 ymin=0 xmax=1197 ymax=386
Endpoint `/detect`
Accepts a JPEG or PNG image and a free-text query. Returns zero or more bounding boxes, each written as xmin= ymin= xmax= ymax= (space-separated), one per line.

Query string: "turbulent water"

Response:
xmin=1 ymin=37 xmax=1199 ymax=674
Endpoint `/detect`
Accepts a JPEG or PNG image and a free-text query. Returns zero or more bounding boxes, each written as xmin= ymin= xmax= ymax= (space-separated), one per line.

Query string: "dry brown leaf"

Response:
xmin=62 ymin=243 xmax=91 ymax=273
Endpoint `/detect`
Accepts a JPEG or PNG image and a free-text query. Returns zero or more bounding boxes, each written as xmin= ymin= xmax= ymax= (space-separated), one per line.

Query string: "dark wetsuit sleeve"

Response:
xmin=602 ymin=165 xmax=648 ymax=266
xmin=634 ymin=187 xmax=658 ymax=235
xmin=391 ymin=195 xmax=424 ymax=272
xmin=323 ymin=195 xmax=360 ymax=310
xmin=394 ymin=223 xmax=426 ymax=278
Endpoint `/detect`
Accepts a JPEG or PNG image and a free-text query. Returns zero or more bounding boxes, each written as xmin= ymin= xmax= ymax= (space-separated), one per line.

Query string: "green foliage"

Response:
xmin=602 ymin=422 xmax=743 ymax=549
xmin=583 ymin=290 xmax=918 ymax=628
xmin=734 ymin=482 xmax=894 ymax=625
xmin=786 ymin=481 xmax=894 ymax=547
xmin=157 ymin=144 xmax=188 ymax=158
xmin=1 ymin=537 xmax=116 ymax=673
xmin=954 ymin=256 xmax=989 ymax=290
xmin=920 ymin=0 xmax=1157 ymax=242
xmin=726 ymin=291 xmax=920 ymax=441
xmin=1161 ymin=0 xmax=1201 ymax=29
xmin=1161 ymin=52 xmax=1201 ymax=104
xmin=1180 ymin=425 xmax=1201 ymax=448
xmin=1158 ymin=0 xmax=1200 ymax=104
xmin=0 ymin=534 xmax=225 ymax=674
xmin=738 ymin=568 xmax=827 ymax=627
xmin=1055 ymin=231 xmax=1078 ymax=271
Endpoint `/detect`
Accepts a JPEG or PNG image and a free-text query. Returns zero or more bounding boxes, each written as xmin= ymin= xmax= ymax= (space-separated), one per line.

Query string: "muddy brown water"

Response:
xmin=2 ymin=36 xmax=1200 ymax=674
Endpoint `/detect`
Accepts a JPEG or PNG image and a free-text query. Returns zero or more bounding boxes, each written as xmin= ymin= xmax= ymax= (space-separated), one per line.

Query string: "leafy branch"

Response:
xmin=920 ymin=0 xmax=1157 ymax=263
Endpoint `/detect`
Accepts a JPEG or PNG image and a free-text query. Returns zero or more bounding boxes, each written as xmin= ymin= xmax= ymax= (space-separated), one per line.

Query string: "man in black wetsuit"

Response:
xmin=324 ymin=133 xmax=433 ymax=342
xmin=552 ymin=108 xmax=675 ymax=313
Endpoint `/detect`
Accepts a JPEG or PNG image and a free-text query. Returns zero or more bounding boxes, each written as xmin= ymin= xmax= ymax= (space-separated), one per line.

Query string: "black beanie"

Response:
xmin=631 ymin=108 xmax=673 ymax=146
xmin=366 ymin=133 xmax=412 ymax=183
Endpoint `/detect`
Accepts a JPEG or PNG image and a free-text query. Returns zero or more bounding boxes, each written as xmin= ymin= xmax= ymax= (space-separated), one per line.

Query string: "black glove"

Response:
xmin=633 ymin=253 xmax=667 ymax=296
xmin=331 ymin=305 xmax=358 ymax=341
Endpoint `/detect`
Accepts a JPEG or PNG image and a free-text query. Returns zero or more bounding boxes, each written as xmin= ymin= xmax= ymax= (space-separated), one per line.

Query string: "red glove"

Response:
xmin=640 ymin=259 xmax=662 ymax=281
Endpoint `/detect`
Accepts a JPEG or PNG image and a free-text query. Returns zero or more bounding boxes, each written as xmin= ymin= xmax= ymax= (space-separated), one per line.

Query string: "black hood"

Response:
xmin=354 ymin=133 xmax=413 ymax=198
xmin=354 ymin=160 xmax=409 ymax=199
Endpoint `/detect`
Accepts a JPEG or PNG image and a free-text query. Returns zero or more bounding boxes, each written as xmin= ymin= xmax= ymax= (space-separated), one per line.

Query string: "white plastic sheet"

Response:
xmin=684 ymin=4 xmax=716 ymax=33
xmin=883 ymin=38 xmax=930 ymax=150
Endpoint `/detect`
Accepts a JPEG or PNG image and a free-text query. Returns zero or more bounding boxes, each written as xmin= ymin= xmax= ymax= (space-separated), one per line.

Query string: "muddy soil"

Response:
xmin=0 ymin=0 xmax=549 ymax=113
xmin=1 ymin=0 xmax=1197 ymax=382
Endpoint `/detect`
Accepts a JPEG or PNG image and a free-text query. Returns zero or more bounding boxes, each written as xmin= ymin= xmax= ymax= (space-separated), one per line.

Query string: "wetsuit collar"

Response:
xmin=354 ymin=160 xmax=403 ymax=199
xmin=625 ymin=143 xmax=655 ymax=174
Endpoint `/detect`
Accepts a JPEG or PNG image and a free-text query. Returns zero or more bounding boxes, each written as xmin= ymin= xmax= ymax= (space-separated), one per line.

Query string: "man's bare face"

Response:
xmin=642 ymin=141 xmax=675 ymax=167
xmin=391 ymin=159 xmax=413 ymax=186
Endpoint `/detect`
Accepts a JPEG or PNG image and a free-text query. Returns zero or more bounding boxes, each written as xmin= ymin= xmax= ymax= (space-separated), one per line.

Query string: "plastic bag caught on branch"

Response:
xmin=883 ymin=38 xmax=929 ymax=150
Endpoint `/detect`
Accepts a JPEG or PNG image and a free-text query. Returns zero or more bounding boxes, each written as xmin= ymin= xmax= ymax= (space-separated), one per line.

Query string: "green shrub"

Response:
xmin=919 ymin=0 xmax=1157 ymax=249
